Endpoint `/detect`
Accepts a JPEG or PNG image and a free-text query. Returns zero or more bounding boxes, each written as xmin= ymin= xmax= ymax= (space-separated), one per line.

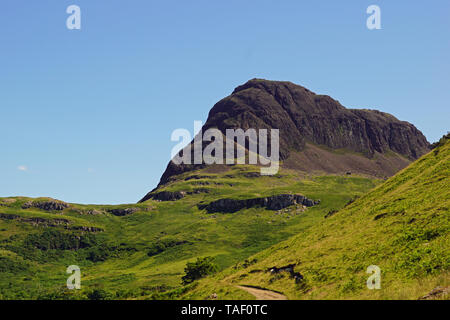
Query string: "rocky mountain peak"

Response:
xmin=142 ymin=79 xmax=430 ymax=198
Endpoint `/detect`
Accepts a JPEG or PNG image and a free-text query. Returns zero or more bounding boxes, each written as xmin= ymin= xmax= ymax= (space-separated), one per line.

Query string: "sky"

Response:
xmin=1 ymin=0 xmax=449 ymax=204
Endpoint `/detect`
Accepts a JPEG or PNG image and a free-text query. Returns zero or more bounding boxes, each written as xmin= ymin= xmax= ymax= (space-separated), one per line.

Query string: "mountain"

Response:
xmin=182 ymin=138 xmax=450 ymax=300
xmin=0 ymin=80 xmax=442 ymax=301
xmin=149 ymin=79 xmax=429 ymax=200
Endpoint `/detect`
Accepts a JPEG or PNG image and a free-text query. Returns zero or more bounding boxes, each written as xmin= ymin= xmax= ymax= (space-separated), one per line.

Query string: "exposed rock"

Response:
xmin=0 ymin=213 xmax=70 ymax=226
xmin=324 ymin=209 xmax=338 ymax=219
xmin=72 ymin=208 xmax=104 ymax=216
xmin=184 ymin=175 xmax=212 ymax=181
xmin=140 ymin=190 xmax=186 ymax=202
xmin=150 ymin=79 xmax=430 ymax=192
xmin=198 ymin=194 xmax=319 ymax=213
xmin=0 ymin=198 xmax=16 ymax=205
xmin=70 ymin=226 xmax=104 ymax=233
xmin=419 ymin=286 xmax=449 ymax=300
xmin=191 ymin=181 xmax=211 ymax=185
xmin=21 ymin=201 xmax=32 ymax=209
xmin=249 ymin=269 xmax=263 ymax=274
xmin=86 ymin=209 xmax=104 ymax=215
xmin=107 ymin=208 xmax=139 ymax=216
xmin=199 ymin=198 xmax=246 ymax=213
xmin=22 ymin=199 xmax=69 ymax=211
xmin=267 ymin=264 xmax=303 ymax=283
xmin=0 ymin=213 xmax=103 ymax=232
xmin=374 ymin=212 xmax=388 ymax=220
xmin=187 ymin=188 xmax=210 ymax=195
xmin=243 ymin=172 xmax=261 ymax=178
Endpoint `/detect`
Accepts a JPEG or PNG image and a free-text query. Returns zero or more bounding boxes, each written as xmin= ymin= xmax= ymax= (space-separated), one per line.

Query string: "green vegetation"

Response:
xmin=0 ymin=165 xmax=379 ymax=299
xmin=183 ymin=140 xmax=450 ymax=300
xmin=24 ymin=229 xmax=97 ymax=251
xmin=182 ymin=257 xmax=218 ymax=284
xmin=1 ymin=142 xmax=448 ymax=300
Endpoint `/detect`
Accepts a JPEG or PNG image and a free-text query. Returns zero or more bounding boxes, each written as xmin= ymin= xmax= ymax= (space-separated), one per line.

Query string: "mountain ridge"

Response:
xmin=148 ymin=79 xmax=430 ymax=197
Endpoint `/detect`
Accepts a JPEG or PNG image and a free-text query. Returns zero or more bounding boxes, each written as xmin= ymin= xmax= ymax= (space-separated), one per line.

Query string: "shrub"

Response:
xmin=86 ymin=246 xmax=111 ymax=262
xmin=87 ymin=289 xmax=113 ymax=300
xmin=24 ymin=229 xmax=98 ymax=251
xmin=147 ymin=239 xmax=188 ymax=257
xmin=181 ymin=257 xmax=218 ymax=285
xmin=0 ymin=256 xmax=28 ymax=273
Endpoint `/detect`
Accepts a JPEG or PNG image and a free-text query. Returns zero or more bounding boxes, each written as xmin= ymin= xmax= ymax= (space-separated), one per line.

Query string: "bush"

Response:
xmin=87 ymin=289 xmax=114 ymax=300
xmin=86 ymin=243 xmax=130 ymax=262
xmin=86 ymin=246 xmax=111 ymax=262
xmin=37 ymin=288 xmax=82 ymax=300
xmin=24 ymin=229 xmax=98 ymax=251
xmin=147 ymin=241 xmax=168 ymax=257
xmin=147 ymin=239 xmax=189 ymax=257
xmin=0 ymin=256 xmax=28 ymax=273
xmin=181 ymin=257 xmax=218 ymax=285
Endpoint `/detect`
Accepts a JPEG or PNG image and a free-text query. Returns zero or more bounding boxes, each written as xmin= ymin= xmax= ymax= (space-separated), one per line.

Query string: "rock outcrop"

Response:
xmin=146 ymin=79 xmax=430 ymax=196
xmin=0 ymin=213 xmax=103 ymax=232
xmin=107 ymin=208 xmax=139 ymax=216
xmin=267 ymin=264 xmax=304 ymax=283
xmin=22 ymin=199 xmax=69 ymax=211
xmin=419 ymin=286 xmax=449 ymax=300
xmin=140 ymin=191 xmax=186 ymax=203
xmin=198 ymin=194 xmax=319 ymax=213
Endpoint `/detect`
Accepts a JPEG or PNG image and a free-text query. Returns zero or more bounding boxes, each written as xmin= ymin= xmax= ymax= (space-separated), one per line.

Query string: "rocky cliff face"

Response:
xmin=147 ymin=79 xmax=430 ymax=195
xmin=207 ymin=79 xmax=429 ymax=159
xmin=198 ymin=194 xmax=320 ymax=213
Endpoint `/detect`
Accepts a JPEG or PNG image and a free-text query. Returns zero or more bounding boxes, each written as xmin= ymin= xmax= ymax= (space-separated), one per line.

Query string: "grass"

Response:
xmin=0 ymin=165 xmax=378 ymax=299
xmin=183 ymin=140 xmax=450 ymax=300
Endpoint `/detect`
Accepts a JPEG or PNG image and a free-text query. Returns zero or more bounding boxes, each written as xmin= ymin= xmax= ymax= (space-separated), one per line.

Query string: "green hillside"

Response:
xmin=0 ymin=165 xmax=378 ymax=299
xmin=182 ymin=140 xmax=450 ymax=300
xmin=1 ymin=140 xmax=447 ymax=300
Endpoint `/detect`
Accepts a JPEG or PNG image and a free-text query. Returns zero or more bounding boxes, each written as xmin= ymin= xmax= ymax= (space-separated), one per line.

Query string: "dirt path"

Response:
xmin=236 ymin=285 xmax=288 ymax=300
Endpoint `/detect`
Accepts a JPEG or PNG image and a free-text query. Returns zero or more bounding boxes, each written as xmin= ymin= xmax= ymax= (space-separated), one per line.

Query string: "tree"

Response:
xmin=181 ymin=257 xmax=218 ymax=285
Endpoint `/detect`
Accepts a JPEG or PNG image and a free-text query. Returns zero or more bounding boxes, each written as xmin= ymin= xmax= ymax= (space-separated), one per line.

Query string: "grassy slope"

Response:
xmin=183 ymin=141 xmax=450 ymax=300
xmin=0 ymin=165 xmax=378 ymax=299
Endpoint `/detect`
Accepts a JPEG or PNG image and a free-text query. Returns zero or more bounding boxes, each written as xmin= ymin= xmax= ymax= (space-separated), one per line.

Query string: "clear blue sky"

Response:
xmin=1 ymin=1 xmax=449 ymax=204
